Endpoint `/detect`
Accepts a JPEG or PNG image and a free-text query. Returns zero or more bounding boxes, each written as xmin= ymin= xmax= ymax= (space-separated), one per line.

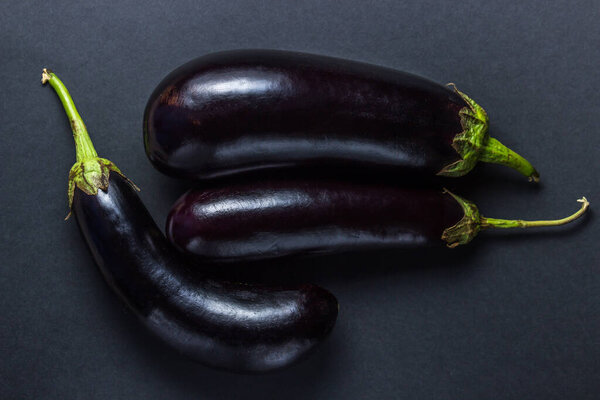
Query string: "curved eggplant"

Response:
xmin=144 ymin=49 xmax=538 ymax=181
xmin=43 ymin=69 xmax=338 ymax=373
xmin=166 ymin=180 xmax=589 ymax=262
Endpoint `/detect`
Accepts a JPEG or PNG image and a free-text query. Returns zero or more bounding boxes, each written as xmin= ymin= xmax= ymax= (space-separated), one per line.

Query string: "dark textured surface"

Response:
xmin=1 ymin=0 xmax=599 ymax=398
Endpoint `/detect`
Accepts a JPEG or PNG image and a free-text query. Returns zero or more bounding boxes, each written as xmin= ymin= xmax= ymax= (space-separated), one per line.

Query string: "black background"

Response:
xmin=1 ymin=1 xmax=599 ymax=399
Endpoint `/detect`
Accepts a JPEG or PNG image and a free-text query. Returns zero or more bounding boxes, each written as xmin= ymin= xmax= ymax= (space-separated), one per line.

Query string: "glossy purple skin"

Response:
xmin=144 ymin=50 xmax=466 ymax=179
xmin=72 ymin=173 xmax=338 ymax=372
xmin=166 ymin=180 xmax=464 ymax=262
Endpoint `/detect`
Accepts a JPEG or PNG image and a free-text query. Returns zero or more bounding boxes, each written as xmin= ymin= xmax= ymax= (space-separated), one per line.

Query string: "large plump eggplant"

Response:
xmin=43 ymin=69 xmax=338 ymax=373
xmin=166 ymin=180 xmax=588 ymax=262
xmin=144 ymin=49 xmax=538 ymax=181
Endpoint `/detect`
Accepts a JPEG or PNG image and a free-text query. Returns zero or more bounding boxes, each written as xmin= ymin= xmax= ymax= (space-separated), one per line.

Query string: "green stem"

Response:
xmin=42 ymin=69 xmax=97 ymax=162
xmin=481 ymin=197 xmax=589 ymax=229
xmin=441 ymin=191 xmax=590 ymax=247
xmin=479 ymin=137 xmax=540 ymax=182
xmin=42 ymin=68 xmax=136 ymax=217
xmin=437 ymin=85 xmax=539 ymax=182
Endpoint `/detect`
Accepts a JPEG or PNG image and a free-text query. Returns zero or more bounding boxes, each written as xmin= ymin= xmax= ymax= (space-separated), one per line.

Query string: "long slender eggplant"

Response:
xmin=166 ymin=180 xmax=588 ymax=262
xmin=43 ymin=69 xmax=338 ymax=373
xmin=144 ymin=49 xmax=538 ymax=181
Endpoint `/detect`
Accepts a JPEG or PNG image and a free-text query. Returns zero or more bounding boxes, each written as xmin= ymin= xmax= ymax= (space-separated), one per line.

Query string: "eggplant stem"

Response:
xmin=438 ymin=84 xmax=539 ymax=182
xmin=42 ymin=68 xmax=138 ymax=214
xmin=481 ymin=197 xmax=590 ymax=229
xmin=479 ymin=137 xmax=540 ymax=182
xmin=442 ymin=191 xmax=590 ymax=247
xmin=42 ymin=69 xmax=97 ymax=163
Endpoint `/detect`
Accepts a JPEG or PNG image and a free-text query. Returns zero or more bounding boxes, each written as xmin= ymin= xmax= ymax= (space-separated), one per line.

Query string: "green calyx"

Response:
xmin=441 ymin=189 xmax=483 ymax=247
xmin=42 ymin=68 xmax=138 ymax=219
xmin=441 ymin=190 xmax=590 ymax=248
xmin=66 ymin=158 xmax=128 ymax=217
xmin=437 ymin=85 xmax=539 ymax=182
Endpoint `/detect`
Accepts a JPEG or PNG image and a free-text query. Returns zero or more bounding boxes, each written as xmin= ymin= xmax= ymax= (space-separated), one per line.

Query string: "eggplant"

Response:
xmin=144 ymin=49 xmax=538 ymax=181
xmin=166 ymin=180 xmax=588 ymax=262
xmin=42 ymin=69 xmax=338 ymax=373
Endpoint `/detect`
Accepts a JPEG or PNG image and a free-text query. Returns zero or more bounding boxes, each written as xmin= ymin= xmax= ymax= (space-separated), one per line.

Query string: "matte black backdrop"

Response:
xmin=1 ymin=1 xmax=598 ymax=399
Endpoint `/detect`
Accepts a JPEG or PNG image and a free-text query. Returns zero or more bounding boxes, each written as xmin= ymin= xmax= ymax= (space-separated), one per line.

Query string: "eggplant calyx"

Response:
xmin=441 ymin=189 xmax=482 ymax=247
xmin=42 ymin=68 xmax=139 ymax=219
xmin=66 ymin=158 xmax=136 ymax=219
xmin=437 ymin=85 xmax=539 ymax=182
